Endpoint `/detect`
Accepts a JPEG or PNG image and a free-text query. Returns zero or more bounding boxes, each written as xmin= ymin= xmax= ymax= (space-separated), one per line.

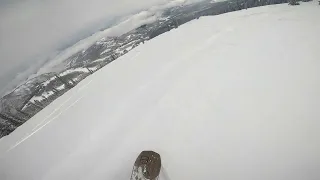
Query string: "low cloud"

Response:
xmin=36 ymin=1 xmax=192 ymax=75
xmin=0 ymin=0 xmax=197 ymax=96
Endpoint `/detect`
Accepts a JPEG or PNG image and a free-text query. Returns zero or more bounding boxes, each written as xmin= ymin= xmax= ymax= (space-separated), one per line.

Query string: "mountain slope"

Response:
xmin=0 ymin=0 xmax=290 ymax=138
xmin=1 ymin=2 xmax=320 ymax=180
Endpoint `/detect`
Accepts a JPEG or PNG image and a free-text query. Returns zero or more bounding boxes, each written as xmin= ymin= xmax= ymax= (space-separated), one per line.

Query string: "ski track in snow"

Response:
xmin=31 ymin=80 xmax=93 ymax=132
xmin=1 ymin=2 xmax=320 ymax=180
xmin=7 ymin=96 xmax=85 ymax=152
xmin=6 ymin=80 xmax=93 ymax=152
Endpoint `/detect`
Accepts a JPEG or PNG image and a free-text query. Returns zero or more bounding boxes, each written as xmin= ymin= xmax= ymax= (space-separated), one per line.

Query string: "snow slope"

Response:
xmin=1 ymin=2 xmax=320 ymax=180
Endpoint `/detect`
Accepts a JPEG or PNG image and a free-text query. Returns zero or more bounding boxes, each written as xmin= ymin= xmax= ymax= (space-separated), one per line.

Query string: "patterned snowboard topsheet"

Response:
xmin=130 ymin=151 xmax=161 ymax=180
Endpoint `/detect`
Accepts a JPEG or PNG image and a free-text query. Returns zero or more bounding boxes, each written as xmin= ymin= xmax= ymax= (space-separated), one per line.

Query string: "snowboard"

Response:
xmin=130 ymin=151 xmax=161 ymax=180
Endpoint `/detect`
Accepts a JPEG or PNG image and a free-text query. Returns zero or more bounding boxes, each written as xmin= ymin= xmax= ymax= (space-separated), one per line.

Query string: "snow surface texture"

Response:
xmin=1 ymin=2 xmax=320 ymax=180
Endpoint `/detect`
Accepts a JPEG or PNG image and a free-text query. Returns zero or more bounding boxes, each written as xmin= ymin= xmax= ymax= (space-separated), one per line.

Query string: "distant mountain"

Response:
xmin=0 ymin=0 xmax=289 ymax=138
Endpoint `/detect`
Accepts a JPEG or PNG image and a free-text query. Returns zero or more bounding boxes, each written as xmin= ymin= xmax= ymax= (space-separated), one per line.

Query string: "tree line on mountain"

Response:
xmin=0 ymin=52 xmax=119 ymax=139
xmin=150 ymin=0 xmax=314 ymax=39
xmin=0 ymin=73 xmax=85 ymax=138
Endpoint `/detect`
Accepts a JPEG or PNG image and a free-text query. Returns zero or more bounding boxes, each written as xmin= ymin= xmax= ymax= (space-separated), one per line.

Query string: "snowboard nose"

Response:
xmin=132 ymin=151 xmax=161 ymax=180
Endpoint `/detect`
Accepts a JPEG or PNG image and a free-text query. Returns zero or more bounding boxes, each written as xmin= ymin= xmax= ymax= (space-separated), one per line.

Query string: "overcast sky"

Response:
xmin=0 ymin=0 xmax=187 ymax=96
